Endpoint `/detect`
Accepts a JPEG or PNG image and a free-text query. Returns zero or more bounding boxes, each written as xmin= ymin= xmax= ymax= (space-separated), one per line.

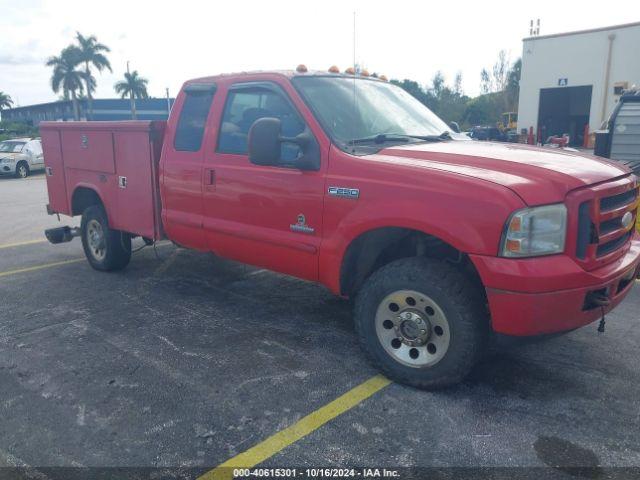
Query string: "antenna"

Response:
xmin=353 ymin=11 xmax=356 ymax=73
xmin=351 ymin=10 xmax=357 ymax=153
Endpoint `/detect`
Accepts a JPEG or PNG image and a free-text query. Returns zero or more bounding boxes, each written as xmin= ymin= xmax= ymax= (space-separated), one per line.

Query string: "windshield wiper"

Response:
xmin=348 ymin=134 xmax=411 ymax=145
xmin=348 ymin=131 xmax=451 ymax=146
xmin=392 ymin=131 xmax=452 ymax=141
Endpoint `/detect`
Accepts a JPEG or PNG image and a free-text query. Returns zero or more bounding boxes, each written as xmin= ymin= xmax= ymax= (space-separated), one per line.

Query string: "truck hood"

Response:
xmin=376 ymin=141 xmax=630 ymax=205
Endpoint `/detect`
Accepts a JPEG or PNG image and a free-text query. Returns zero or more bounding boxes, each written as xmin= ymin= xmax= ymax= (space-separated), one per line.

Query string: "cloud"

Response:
xmin=0 ymin=52 xmax=45 ymax=66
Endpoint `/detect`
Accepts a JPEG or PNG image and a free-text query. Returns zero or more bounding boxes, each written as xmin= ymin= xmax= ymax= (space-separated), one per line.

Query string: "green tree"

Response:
xmin=46 ymin=46 xmax=86 ymax=120
xmin=75 ymin=32 xmax=112 ymax=120
xmin=480 ymin=69 xmax=491 ymax=94
xmin=391 ymin=72 xmax=471 ymax=127
xmin=114 ymin=70 xmax=149 ymax=119
xmin=472 ymin=53 xmax=523 ymax=126
xmin=505 ymin=58 xmax=522 ymax=112
xmin=0 ymin=92 xmax=13 ymax=110
xmin=431 ymin=71 xmax=445 ymax=97
xmin=453 ymin=72 xmax=463 ymax=96
xmin=464 ymin=92 xmax=503 ymax=126
xmin=390 ymin=79 xmax=430 ymax=105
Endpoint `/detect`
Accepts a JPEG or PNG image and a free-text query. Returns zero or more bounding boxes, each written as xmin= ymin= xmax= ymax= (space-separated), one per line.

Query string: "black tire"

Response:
xmin=354 ymin=257 xmax=488 ymax=390
xmin=15 ymin=161 xmax=29 ymax=179
xmin=81 ymin=205 xmax=131 ymax=271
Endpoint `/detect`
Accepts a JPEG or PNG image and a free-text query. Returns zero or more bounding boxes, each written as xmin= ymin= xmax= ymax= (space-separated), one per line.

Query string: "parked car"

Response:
xmin=0 ymin=137 xmax=44 ymax=178
xmin=469 ymin=126 xmax=507 ymax=142
xmin=40 ymin=68 xmax=640 ymax=389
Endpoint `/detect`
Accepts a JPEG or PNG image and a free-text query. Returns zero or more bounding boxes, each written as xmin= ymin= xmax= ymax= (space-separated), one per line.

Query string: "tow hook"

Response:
xmin=44 ymin=226 xmax=80 ymax=244
xmin=584 ymin=291 xmax=611 ymax=333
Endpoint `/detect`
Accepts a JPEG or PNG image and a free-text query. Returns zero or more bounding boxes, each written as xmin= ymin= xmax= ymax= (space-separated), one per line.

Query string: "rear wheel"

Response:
xmin=81 ymin=205 xmax=131 ymax=271
xmin=15 ymin=161 xmax=29 ymax=179
xmin=354 ymin=257 xmax=488 ymax=389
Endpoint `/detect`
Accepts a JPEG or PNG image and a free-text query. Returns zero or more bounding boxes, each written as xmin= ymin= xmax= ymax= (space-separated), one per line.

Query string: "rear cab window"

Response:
xmin=174 ymin=84 xmax=216 ymax=152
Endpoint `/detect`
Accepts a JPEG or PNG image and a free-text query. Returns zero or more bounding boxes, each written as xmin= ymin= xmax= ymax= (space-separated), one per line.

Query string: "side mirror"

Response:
xmin=449 ymin=121 xmax=460 ymax=133
xmin=248 ymin=117 xmax=282 ymax=166
xmin=248 ymin=117 xmax=320 ymax=171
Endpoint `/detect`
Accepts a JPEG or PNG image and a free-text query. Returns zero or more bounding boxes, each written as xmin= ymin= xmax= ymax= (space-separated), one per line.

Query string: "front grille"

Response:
xmin=575 ymin=178 xmax=639 ymax=265
xmin=597 ymin=230 xmax=633 ymax=257
xmin=600 ymin=216 xmax=624 ymax=235
xmin=600 ymin=189 xmax=638 ymax=212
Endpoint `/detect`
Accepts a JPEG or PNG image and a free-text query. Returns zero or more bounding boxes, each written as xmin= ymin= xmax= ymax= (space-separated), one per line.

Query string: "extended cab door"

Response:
xmin=160 ymin=83 xmax=216 ymax=250
xmin=202 ymin=79 xmax=327 ymax=281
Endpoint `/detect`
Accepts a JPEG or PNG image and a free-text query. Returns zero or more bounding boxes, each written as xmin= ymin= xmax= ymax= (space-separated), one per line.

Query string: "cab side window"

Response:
xmin=217 ymin=86 xmax=305 ymax=162
xmin=174 ymin=89 xmax=215 ymax=152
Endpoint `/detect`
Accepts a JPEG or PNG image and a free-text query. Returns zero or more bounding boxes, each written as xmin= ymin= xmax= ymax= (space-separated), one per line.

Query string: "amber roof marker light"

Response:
xmin=296 ymin=64 xmax=308 ymax=73
xmin=345 ymin=67 xmax=356 ymax=75
xmin=328 ymin=66 xmax=340 ymax=74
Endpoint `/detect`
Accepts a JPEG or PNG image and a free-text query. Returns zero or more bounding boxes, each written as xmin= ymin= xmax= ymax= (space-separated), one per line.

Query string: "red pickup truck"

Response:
xmin=41 ymin=69 xmax=640 ymax=389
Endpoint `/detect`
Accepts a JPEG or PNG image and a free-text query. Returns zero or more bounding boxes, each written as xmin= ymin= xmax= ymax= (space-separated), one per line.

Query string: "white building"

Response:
xmin=517 ymin=21 xmax=640 ymax=146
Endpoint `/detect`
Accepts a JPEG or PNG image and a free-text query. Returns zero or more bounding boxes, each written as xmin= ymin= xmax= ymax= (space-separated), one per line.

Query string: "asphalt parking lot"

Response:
xmin=1 ymin=174 xmax=639 ymax=479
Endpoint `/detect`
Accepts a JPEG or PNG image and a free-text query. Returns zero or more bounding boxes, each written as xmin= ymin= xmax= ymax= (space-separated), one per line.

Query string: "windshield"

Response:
xmin=292 ymin=76 xmax=458 ymax=152
xmin=0 ymin=141 xmax=25 ymax=153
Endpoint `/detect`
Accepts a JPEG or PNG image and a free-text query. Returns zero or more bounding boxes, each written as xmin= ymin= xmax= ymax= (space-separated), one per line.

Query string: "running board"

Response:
xmin=44 ymin=226 xmax=80 ymax=244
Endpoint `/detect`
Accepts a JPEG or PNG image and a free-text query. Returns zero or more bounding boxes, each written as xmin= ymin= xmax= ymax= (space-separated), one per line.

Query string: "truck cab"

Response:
xmin=40 ymin=68 xmax=640 ymax=389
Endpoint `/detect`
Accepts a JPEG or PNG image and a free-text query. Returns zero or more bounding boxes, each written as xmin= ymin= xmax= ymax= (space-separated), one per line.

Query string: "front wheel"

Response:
xmin=81 ymin=205 xmax=131 ymax=271
xmin=15 ymin=161 xmax=29 ymax=179
xmin=354 ymin=257 xmax=488 ymax=390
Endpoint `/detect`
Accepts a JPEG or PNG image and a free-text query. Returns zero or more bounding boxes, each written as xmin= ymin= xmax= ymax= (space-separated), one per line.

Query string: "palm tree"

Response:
xmin=114 ymin=70 xmax=148 ymax=119
xmin=46 ymin=46 xmax=85 ymax=120
xmin=75 ymin=32 xmax=111 ymax=120
xmin=0 ymin=92 xmax=14 ymax=111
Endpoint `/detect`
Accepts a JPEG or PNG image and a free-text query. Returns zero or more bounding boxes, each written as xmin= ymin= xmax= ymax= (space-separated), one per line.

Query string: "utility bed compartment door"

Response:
xmin=111 ymin=130 xmax=160 ymax=239
xmin=60 ymin=130 xmax=115 ymax=173
xmin=41 ymin=129 xmax=70 ymax=215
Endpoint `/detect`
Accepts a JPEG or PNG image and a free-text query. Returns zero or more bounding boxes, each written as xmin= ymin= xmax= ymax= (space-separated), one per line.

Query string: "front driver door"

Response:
xmin=202 ymin=80 xmax=326 ymax=281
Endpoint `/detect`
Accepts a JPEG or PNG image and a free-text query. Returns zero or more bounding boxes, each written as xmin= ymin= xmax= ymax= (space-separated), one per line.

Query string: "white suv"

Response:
xmin=0 ymin=138 xmax=44 ymax=178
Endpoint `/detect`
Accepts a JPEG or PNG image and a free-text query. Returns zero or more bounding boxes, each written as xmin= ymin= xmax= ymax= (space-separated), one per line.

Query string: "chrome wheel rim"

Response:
xmin=18 ymin=165 xmax=27 ymax=178
xmin=375 ymin=289 xmax=451 ymax=368
xmin=87 ymin=219 xmax=106 ymax=261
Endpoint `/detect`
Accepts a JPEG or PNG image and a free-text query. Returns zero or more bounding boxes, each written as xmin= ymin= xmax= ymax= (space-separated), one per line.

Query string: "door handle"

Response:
xmin=206 ymin=169 xmax=215 ymax=185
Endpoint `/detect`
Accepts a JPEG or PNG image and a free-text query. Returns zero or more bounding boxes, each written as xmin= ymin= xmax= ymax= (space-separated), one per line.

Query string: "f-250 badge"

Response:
xmin=290 ymin=213 xmax=314 ymax=234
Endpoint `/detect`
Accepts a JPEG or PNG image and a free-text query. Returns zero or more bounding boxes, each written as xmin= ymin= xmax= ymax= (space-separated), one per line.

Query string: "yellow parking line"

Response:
xmin=0 ymin=258 xmax=84 ymax=278
xmin=199 ymin=375 xmax=392 ymax=480
xmin=0 ymin=239 xmax=47 ymax=250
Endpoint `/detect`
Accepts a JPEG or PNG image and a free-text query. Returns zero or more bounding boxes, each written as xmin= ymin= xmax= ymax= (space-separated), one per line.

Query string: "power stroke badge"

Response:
xmin=290 ymin=213 xmax=315 ymax=234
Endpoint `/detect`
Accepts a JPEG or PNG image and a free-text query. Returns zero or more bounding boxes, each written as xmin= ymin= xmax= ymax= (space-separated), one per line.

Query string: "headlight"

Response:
xmin=500 ymin=204 xmax=567 ymax=257
xmin=0 ymin=157 xmax=15 ymax=164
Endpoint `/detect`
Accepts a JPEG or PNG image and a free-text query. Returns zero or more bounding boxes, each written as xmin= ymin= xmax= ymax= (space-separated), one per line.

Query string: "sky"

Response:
xmin=1 ymin=0 xmax=639 ymax=107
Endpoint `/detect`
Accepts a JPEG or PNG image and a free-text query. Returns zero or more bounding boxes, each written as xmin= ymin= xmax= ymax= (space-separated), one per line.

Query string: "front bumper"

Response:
xmin=470 ymin=233 xmax=640 ymax=336
xmin=0 ymin=163 xmax=16 ymax=175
